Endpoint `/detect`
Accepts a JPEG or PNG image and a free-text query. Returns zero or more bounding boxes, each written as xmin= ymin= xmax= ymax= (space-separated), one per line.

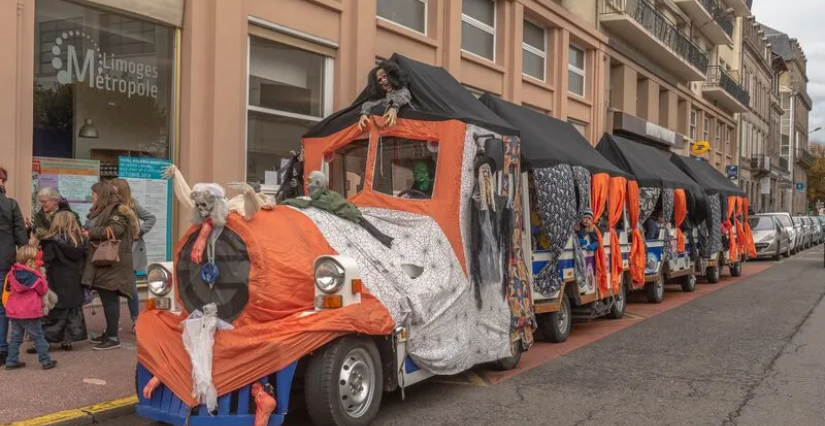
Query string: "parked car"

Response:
xmin=792 ymin=216 xmax=804 ymax=252
xmin=750 ymin=215 xmax=790 ymax=260
xmin=810 ymin=216 xmax=823 ymax=245
xmin=801 ymin=216 xmax=814 ymax=249
xmin=767 ymin=213 xmax=797 ymax=255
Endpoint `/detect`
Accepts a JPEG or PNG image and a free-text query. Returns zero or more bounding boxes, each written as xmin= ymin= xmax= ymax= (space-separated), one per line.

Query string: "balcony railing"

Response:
xmin=750 ymin=154 xmax=771 ymax=174
xmin=699 ymin=0 xmax=734 ymax=37
xmin=601 ymin=0 xmax=709 ymax=73
xmin=797 ymin=148 xmax=816 ymax=169
xmin=705 ymin=66 xmax=750 ymax=107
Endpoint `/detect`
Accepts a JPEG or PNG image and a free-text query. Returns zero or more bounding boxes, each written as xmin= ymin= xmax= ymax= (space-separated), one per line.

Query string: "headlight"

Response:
xmin=315 ymin=258 xmax=346 ymax=294
xmin=147 ymin=266 xmax=171 ymax=297
xmin=646 ymin=253 xmax=659 ymax=270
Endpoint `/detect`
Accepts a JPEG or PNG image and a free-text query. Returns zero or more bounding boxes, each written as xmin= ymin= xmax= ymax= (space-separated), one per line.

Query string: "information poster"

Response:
xmin=119 ymin=157 xmax=172 ymax=267
xmin=32 ymin=157 xmax=100 ymax=221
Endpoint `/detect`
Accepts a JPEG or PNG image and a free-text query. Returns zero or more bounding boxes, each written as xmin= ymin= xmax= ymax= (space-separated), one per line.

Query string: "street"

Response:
xmin=96 ymin=247 xmax=825 ymax=426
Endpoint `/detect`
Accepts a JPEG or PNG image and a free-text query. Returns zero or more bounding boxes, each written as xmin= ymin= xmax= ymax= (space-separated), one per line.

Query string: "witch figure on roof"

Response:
xmin=358 ymin=60 xmax=412 ymax=131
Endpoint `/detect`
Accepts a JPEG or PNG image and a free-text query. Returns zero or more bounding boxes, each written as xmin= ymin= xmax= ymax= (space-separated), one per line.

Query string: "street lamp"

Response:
xmin=810 ymin=127 xmax=822 ymax=135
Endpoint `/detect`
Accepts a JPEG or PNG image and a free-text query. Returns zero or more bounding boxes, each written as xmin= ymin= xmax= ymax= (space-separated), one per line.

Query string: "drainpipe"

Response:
xmin=789 ymin=94 xmax=795 ymax=214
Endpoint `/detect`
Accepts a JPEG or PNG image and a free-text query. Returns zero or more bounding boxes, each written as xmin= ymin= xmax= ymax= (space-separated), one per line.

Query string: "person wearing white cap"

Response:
xmin=575 ymin=208 xmax=599 ymax=251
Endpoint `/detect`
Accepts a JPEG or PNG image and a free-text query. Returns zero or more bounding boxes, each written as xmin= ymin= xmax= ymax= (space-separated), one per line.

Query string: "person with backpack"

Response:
xmin=0 ymin=167 xmax=30 ymax=366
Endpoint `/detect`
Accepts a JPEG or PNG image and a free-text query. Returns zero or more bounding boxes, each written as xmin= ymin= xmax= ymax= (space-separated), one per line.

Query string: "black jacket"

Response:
xmin=41 ymin=236 xmax=87 ymax=309
xmin=0 ymin=188 xmax=28 ymax=271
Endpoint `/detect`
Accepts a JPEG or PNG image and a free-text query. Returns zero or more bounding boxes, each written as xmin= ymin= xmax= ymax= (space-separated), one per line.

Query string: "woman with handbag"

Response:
xmin=81 ymin=182 xmax=133 ymax=351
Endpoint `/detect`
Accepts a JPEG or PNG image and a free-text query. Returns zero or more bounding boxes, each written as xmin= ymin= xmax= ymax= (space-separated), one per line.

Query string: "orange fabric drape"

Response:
xmin=726 ymin=196 xmax=739 ymax=261
xmin=742 ymin=198 xmax=757 ymax=257
xmin=626 ymin=181 xmax=646 ymax=286
xmin=673 ymin=189 xmax=687 ymax=253
xmin=607 ymin=177 xmax=627 ymax=294
xmin=591 ymin=173 xmax=610 ymax=298
xmin=734 ymin=197 xmax=746 ymax=259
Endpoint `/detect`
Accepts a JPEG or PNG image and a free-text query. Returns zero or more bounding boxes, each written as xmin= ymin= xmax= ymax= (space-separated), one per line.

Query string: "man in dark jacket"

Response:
xmin=0 ymin=167 xmax=29 ymax=365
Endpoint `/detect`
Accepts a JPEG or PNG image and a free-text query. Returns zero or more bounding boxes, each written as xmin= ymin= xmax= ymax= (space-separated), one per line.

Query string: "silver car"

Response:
xmin=810 ymin=216 xmax=823 ymax=245
xmin=767 ymin=213 xmax=797 ymax=254
xmin=792 ymin=216 xmax=804 ymax=252
xmin=750 ymin=215 xmax=791 ymax=260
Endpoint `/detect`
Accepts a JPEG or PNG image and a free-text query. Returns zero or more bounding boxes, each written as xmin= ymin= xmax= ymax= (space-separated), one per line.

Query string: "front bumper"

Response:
xmin=136 ymin=362 xmax=297 ymax=426
xmin=754 ymin=240 xmax=778 ymax=258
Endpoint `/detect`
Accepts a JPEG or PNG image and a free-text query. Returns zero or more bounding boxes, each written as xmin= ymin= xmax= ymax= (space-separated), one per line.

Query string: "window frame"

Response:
xmin=376 ymin=0 xmax=428 ymax=36
xmin=568 ymin=118 xmax=588 ymax=138
xmin=522 ymin=18 xmax=547 ymax=81
xmin=715 ymin=121 xmax=721 ymax=150
xmin=567 ymin=44 xmax=586 ymax=97
xmin=371 ymin=136 xmax=440 ymax=200
xmin=703 ymin=116 xmax=710 ymax=143
xmin=689 ymin=109 xmax=697 ymax=141
xmin=244 ymin=33 xmax=335 ymax=184
xmin=461 ymin=0 xmax=497 ymax=62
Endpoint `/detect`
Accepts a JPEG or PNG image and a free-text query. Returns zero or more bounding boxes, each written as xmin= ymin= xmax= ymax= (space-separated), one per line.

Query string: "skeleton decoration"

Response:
xmin=181 ymin=303 xmax=234 ymax=414
xmin=274 ymin=150 xmax=304 ymax=204
xmin=358 ymin=60 xmax=412 ymax=131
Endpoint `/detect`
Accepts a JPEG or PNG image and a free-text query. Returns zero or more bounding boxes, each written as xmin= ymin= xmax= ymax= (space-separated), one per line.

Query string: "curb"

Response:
xmin=4 ymin=396 xmax=137 ymax=426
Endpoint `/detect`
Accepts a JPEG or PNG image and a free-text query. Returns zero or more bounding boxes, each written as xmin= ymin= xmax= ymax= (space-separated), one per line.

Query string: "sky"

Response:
xmin=752 ymin=1 xmax=825 ymax=143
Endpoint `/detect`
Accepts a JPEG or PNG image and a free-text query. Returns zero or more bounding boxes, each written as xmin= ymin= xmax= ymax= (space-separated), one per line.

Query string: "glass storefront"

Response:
xmin=33 ymin=0 xmax=176 ymax=264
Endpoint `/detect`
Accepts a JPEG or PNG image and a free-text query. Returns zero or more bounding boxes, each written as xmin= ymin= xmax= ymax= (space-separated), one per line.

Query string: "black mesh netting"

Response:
xmin=176 ymin=228 xmax=251 ymax=322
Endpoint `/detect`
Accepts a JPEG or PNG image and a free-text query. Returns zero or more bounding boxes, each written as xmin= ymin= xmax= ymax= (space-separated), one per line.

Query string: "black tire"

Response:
xmin=538 ymin=297 xmax=571 ymax=343
xmin=706 ymin=265 xmax=720 ymax=284
xmin=492 ymin=341 xmax=523 ymax=371
xmin=607 ymin=280 xmax=627 ymax=320
xmin=730 ymin=262 xmax=743 ymax=277
xmin=305 ymin=336 xmax=383 ymax=426
xmin=645 ymin=274 xmax=664 ymax=304
xmin=680 ymin=273 xmax=697 ymax=292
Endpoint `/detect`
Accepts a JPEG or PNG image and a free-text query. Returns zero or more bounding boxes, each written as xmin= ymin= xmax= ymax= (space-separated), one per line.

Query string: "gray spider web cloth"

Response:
xmin=662 ymin=188 xmax=674 ymax=260
xmin=700 ymin=194 xmax=723 ymax=257
xmin=532 ymin=165 xmax=578 ymax=297
xmin=296 ymin=207 xmax=511 ymax=374
xmin=639 ymin=187 xmax=661 ymax=224
xmin=572 ymin=166 xmax=591 ymax=217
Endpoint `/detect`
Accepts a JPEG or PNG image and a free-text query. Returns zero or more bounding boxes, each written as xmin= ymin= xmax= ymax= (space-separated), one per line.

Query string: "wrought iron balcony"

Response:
xmin=797 ymin=148 xmax=816 ymax=170
xmin=601 ymin=0 xmax=709 ymax=81
xmin=673 ymin=0 xmax=733 ymax=44
xmin=750 ymin=154 xmax=771 ymax=174
xmin=703 ymin=66 xmax=750 ymax=112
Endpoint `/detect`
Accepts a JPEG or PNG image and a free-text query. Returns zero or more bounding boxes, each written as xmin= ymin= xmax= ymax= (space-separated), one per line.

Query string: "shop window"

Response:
xmin=38 ymin=18 xmax=83 ymax=77
xmin=568 ymin=45 xmax=586 ymax=96
xmin=373 ymin=137 xmax=439 ymax=200
xmin=377 ymin=0 xmax=427 ymax=34
xmin=522 ymin=19 xmax=546 ymax=81
xmin=99 ymin=14 xmax=157 ymax=56
xmin=461 ymin=0 xmax=496 ymax=61
xmin=328 ymin=140 xmax=370 ymax=198
xmin=247 ymin=36 xmax=332 ymax=184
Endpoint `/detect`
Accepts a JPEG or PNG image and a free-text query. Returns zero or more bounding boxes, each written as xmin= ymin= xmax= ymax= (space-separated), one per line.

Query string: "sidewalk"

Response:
xmin=0 ymin=291 xmax=144 ymax=425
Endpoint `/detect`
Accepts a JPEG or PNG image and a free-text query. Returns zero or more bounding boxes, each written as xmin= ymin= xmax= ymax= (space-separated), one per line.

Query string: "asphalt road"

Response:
xmin=101 ymin=247 xmax=825 ymax=426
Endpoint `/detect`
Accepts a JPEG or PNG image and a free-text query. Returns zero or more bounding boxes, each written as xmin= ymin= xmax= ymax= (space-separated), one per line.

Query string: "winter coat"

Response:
xmin=131 ymin=200 xmax=156 ymax=272
xmin=41 ymin=236 xmax=86 ymax=309
xmin=0 ymin=188 xmax=28 ymax=271
xmin=5 ymin=263 xmax=48 ymax=320
xmin=82 ymin=203 xmax=134 ymax=299
xmin=33 ymin=206 xmax=81 ymax=240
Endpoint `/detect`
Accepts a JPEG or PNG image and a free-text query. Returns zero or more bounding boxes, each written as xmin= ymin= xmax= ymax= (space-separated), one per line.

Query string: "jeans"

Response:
xmin=98 ymin=289 xmax=121 ymax=340
xmin=127 ymin=274 xmax=139 ymax=321
xmin=8 ymin=318 xmax=51 ymax=366
xmin=0 ymin=268 xmax=9 ymax=353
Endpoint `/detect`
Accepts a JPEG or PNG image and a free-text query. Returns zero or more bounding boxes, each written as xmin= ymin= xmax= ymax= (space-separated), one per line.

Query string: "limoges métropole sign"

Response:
xmin=50 ymin=30 xmax=159 ymax=99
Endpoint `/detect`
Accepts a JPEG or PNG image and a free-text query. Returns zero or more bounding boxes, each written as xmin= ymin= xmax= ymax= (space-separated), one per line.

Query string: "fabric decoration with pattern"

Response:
xmin=639 ymin=187 xmax=662 ymax=225
xmin=662 ymin=188 xmax=674 ymax=260
xmin=591 ymin=173 xmax=610 ymax=298
xmin=572 ymin=167 xmax=592 ymax=217
xmin=532 ymin=165 xmax=577 ymax=297
xmin=626 ymin=181 xmax=646 ymax=286
xmin=607 ymin=177 xmax=627 ymax=293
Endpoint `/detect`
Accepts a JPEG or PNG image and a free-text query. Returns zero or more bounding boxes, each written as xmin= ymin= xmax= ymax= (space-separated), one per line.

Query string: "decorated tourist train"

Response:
xmin=135 ymin=54 xmax=535 ymax=426
xmin=479 ymin=95 xmax=636 ymax=343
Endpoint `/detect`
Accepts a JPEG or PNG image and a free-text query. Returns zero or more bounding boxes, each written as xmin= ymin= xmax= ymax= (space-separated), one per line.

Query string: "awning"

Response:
xmin=479 ymin=95 xmax=632 ymax=178
xmin=670 ymin=154 xmax=746 ymax=197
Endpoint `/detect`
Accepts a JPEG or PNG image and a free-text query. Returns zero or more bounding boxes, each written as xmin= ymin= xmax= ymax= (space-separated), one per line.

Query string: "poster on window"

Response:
xmin=118 ymin=157 xmax=172 ymax=268
xmin=32 ymin=157 xmax=100 ymax=221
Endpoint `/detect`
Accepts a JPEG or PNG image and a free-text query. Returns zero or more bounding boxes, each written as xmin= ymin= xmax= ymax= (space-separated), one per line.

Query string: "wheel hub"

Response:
xmin=559 ymin=303 xmax=570 ymax=333
xmin=338 ymin=348 xmax=375 ymax=418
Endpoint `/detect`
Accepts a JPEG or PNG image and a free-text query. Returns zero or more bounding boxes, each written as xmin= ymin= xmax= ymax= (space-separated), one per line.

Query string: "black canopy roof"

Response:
xmin=596 ymin=134 xmax=703 ymax=194
xmin=304 ymin=54 xmax=518 ymax=138
xmin=479 ymin=94 xmax=632 ymax=178
xmin=670 ymin=154 xmax=746 ymax=197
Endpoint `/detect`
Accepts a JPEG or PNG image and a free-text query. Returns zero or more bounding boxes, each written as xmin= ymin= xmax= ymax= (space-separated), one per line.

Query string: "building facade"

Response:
xmin=765 ymin=26 xmax=813 ymax=214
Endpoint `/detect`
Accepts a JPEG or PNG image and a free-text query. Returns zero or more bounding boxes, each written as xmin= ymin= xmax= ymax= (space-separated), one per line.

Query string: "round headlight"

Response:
xmin=315 ymin=259 xmax=345 ymax=294
xmin=646 ymin=253 xmax=659 ymax=271
xmin=147 ymin=266 xmax=171 ymax=297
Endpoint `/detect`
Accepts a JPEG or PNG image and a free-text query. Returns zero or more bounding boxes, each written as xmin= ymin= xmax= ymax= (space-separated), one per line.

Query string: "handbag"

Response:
xmin=91 ymin=226 xmax=120 ymax=266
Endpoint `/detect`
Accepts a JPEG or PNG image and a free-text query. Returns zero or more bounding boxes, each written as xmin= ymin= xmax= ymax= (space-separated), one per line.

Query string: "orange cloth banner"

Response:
xmin=742 ymin=198 xmax=757 ymax=257
xmin=626 ymin=181 xmax=646 ymax=287
xmin=591 ymin=173 xmax=610 ymax=298
xmin=727 ymin=196 xmax=739 ymax=261
xmin=607 ymin=177 xmax=627 ymax=293
xmin=673 ymin=189 xmax=687 ymax=253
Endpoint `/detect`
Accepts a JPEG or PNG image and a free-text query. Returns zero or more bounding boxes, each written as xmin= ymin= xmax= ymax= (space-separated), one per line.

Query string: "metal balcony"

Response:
xmin=797 ymin=148 xmax=815 ymax=170
xmin=750 ymin=154 xmax=771 ymax=175
xmin=600 ymin=0 xmax=709 ymax=81
xmin=702 ymin=66 xmax=750 ymax=112
xmin=721 ymin=0 xmax=751 ymax=16
xmin=673 ymin=0 xmax=733 ymax=45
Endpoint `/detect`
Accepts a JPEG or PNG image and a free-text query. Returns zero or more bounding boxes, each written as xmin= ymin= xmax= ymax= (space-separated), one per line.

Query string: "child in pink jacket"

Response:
xmin=4 ymin=245 xmax=56 ymax=370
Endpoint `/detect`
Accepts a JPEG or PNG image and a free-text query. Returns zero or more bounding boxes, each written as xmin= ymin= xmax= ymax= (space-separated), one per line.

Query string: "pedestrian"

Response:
xmin=4 ymin=245 xmax=57 ymax=370
xmin=0 ymin=167 xmax=30 ymax=366
xmin=111 ymin=178 xmax=155 ymax=332
xmin=82 ymin=181 xmax=134 ymax=351
xmin=37 ymin=211 xmax=87 ymax=351
xmin=31 ymin=187 xmax=81 ymax=245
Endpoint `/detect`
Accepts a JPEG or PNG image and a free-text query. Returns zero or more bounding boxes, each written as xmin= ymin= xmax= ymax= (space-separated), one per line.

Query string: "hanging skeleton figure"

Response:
xmin=181 ymin=303 xmax=234 ymax=414
xmin=358 ymin=60 xmax=412 ymax=131
xmin=274 ymin=150 xmax=304 ymax=204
